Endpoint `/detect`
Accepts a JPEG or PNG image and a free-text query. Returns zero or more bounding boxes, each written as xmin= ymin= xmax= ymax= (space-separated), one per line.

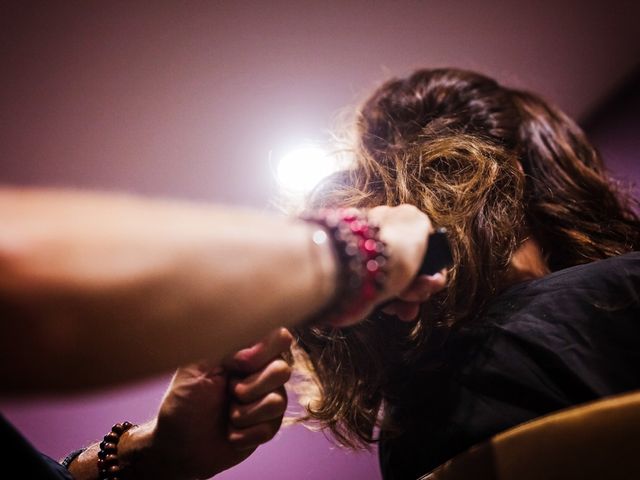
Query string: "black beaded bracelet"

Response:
xmin=60 ymin=447 xmax=86 ymax=470
xmin=97 ymin=421 xmax=134 ymax=480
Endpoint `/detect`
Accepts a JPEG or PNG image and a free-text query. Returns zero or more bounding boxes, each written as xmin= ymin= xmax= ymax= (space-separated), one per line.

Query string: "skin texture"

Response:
xmin=68 ymin=328 xmax=293 ymax=480
xmin=381 ymin=271 xmax=448 ymax=321
xmin=505 ymin=237 xmax=550 ymax=283
xmin=0 ymin=188 xmax=436 ymax=392
xmin=0 ymin=189 xmax=444 ymax=477
xmin=332 ymin=204 xmax=437 ymax=326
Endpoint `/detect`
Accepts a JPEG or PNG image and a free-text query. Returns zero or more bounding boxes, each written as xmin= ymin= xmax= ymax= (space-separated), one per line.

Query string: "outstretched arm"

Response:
xmin=0 ymin=188 xmax=333 ymax=392
xmin=0 ymin=188 xmax=431 ymax=392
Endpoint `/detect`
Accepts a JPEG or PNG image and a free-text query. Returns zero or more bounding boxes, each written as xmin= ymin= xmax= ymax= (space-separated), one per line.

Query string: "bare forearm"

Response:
xmin=68 ymin=422 xmax=172 ymax=480
xmin=0 ymin=188 xmax=335 ymax=392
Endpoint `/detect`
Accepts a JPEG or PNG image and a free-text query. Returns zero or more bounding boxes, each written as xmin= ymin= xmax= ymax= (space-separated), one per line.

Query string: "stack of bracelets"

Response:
xmin=302 ymin=208 xmax=389 ymax=323
xmin=97 ymin=421 xmax=134 ymax=480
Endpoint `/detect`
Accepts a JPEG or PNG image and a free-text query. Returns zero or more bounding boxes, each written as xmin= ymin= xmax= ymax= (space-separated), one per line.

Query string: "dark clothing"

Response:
xmin=0 ymin=413 xmax=73 ymax=479
xmin=379 ymin=253 xmax=640 ymax=480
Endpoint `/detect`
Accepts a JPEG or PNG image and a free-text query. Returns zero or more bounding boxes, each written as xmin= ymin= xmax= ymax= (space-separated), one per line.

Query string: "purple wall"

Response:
xmin=0 ymin=3 xmax=638 ymax=479
xmin=585 ymin=72 xmax=640 ymax=191
xmin=2 ymin=79 xmax=637 ymax=478
xmin=1 ymin=379 xmax=380 ymax=479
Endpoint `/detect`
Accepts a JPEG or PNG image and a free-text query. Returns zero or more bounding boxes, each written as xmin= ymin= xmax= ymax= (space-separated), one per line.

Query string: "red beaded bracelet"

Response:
xmin=97 ymin=421 xmax=134 ymax=480
xmin=302 ymin=208 xmax=389 ymax=324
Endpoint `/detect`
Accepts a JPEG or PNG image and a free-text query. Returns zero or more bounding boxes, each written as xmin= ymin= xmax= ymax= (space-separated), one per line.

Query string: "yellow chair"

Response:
xmin=420 ymin=390 xmax=640 ymax=480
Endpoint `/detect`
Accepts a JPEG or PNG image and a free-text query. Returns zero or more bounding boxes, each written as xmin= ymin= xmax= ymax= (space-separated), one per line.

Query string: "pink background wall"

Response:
xmin=1 ymin=2 xmax=638 ymax=479
xmin=586 ymin=73 xmax=640 ymax=190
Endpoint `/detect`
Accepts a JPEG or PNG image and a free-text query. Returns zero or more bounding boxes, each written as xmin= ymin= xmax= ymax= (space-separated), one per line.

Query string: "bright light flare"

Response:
xmin=276 ymin=146 xmax=339 ymax=193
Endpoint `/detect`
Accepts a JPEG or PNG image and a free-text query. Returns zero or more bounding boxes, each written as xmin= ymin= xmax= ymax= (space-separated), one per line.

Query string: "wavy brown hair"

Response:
xmin=293 ymin=68 xmax=640 ymax=448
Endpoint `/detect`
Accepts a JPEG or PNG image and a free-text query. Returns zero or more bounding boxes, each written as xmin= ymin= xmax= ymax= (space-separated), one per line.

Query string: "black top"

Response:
xmin=0 ymin=413 xmax=73 ymax=479
xmin=379 ymin=252 xmax=640 ymax=480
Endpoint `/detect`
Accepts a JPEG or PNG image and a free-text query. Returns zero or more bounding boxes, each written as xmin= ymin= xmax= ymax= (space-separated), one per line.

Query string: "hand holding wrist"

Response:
xmin=301 ymin=208 xmax=389 ymax=326
xmin=301 ymin=204 xmax=432 ymax=327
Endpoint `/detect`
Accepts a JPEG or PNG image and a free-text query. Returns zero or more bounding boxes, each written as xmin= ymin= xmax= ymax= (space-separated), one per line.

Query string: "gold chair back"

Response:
xmin=420 ymin=390 xmax=640 ymax=480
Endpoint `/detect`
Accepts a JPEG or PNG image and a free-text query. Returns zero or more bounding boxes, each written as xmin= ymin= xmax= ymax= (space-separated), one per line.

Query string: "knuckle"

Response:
xmin=233 ymin=383 xmax=250 ymax=402
xmin=257 ymin=423 xmax=278 ymax=443
xmin=229 ymin=432 xmax=255 ymax=451
xmin=270 ymin=359 xmax=292 ymax=381
xmin=278 ymin=328 xmax=294 ymax=347
xmin=270 ymin=393 xmax=287 ymax=414
xmin=232 ymin=354 xmax=256 ymax=373
xmin=229 ymin=404 xmax=244 ymax=423
xmin=228 ymin=429 xmax=243 ymax=444
xmin=264 ymin=390 xmax=286 ymax=409
xmin=232 ymin=425 xmax=270 ymax=448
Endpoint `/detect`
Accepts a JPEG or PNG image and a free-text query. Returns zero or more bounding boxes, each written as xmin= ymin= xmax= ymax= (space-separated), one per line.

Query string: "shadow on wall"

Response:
xmin=0 ymin=376 xmax=382 ymax=480
xmin=584 ymin=68 xmax=640 ymax=193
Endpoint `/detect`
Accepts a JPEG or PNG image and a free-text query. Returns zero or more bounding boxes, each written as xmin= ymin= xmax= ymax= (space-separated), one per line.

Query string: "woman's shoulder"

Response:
xmin=511 ymin=251 xmax=639 ymax=292
xmin=485 ymin=251 xmax=640 ymax=321
xmin=441 ymin=252 xmax=640 ymax=433
xmin=450 ymin=251 xmax=640 ymax=391
xmin=529 ymin=251 xmax=640 ymax=289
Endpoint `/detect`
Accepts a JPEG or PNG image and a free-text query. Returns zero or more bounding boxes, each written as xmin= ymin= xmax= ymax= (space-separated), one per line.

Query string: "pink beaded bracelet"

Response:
xmin=302 ymin=208 xmax=389 ymax=324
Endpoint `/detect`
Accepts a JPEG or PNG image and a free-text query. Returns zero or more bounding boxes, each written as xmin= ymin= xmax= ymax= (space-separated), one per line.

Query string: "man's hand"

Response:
xmin=67 ymin=328 xmax=293 ymax=480
xmin=381 ymin=270 xmax=448 ymax=321
xmin=328 ymin=205 xmax=448 ymax=326
xmin=148 ymin=328 xmax=293 ymax=479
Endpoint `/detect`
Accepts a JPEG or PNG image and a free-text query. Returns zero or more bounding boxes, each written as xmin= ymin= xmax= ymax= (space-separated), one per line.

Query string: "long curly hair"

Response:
xmin=293 ymin=68 xmax=640 ymax=448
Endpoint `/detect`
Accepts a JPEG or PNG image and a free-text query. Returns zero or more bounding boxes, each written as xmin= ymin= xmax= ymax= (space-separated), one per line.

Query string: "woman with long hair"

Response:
xmin=294 ymin=68 xmax=640 ymax=479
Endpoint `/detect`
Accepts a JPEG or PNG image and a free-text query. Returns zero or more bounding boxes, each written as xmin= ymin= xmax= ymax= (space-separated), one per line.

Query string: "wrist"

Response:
xmin=118 ymin=421 xmax=185 ymax=480
xmin=303 ymin=222 xmax=339 ymax=306
xmin=301 ymin=208 xmax=389 ymax=326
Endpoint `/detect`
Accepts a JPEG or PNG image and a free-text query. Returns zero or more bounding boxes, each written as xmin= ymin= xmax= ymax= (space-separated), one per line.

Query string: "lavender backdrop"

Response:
xmin=2 ymin=78 xmax=637 ymax=480
xmin=586 ymin=74 xmax=640 ymax=192
xmin=1 ymin=3 xmax=638 ymax=479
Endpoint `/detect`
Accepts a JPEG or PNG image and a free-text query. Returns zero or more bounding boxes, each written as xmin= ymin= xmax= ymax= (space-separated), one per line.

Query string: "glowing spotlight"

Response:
xmin=276 ymin=146 xmax=339 ymax=193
